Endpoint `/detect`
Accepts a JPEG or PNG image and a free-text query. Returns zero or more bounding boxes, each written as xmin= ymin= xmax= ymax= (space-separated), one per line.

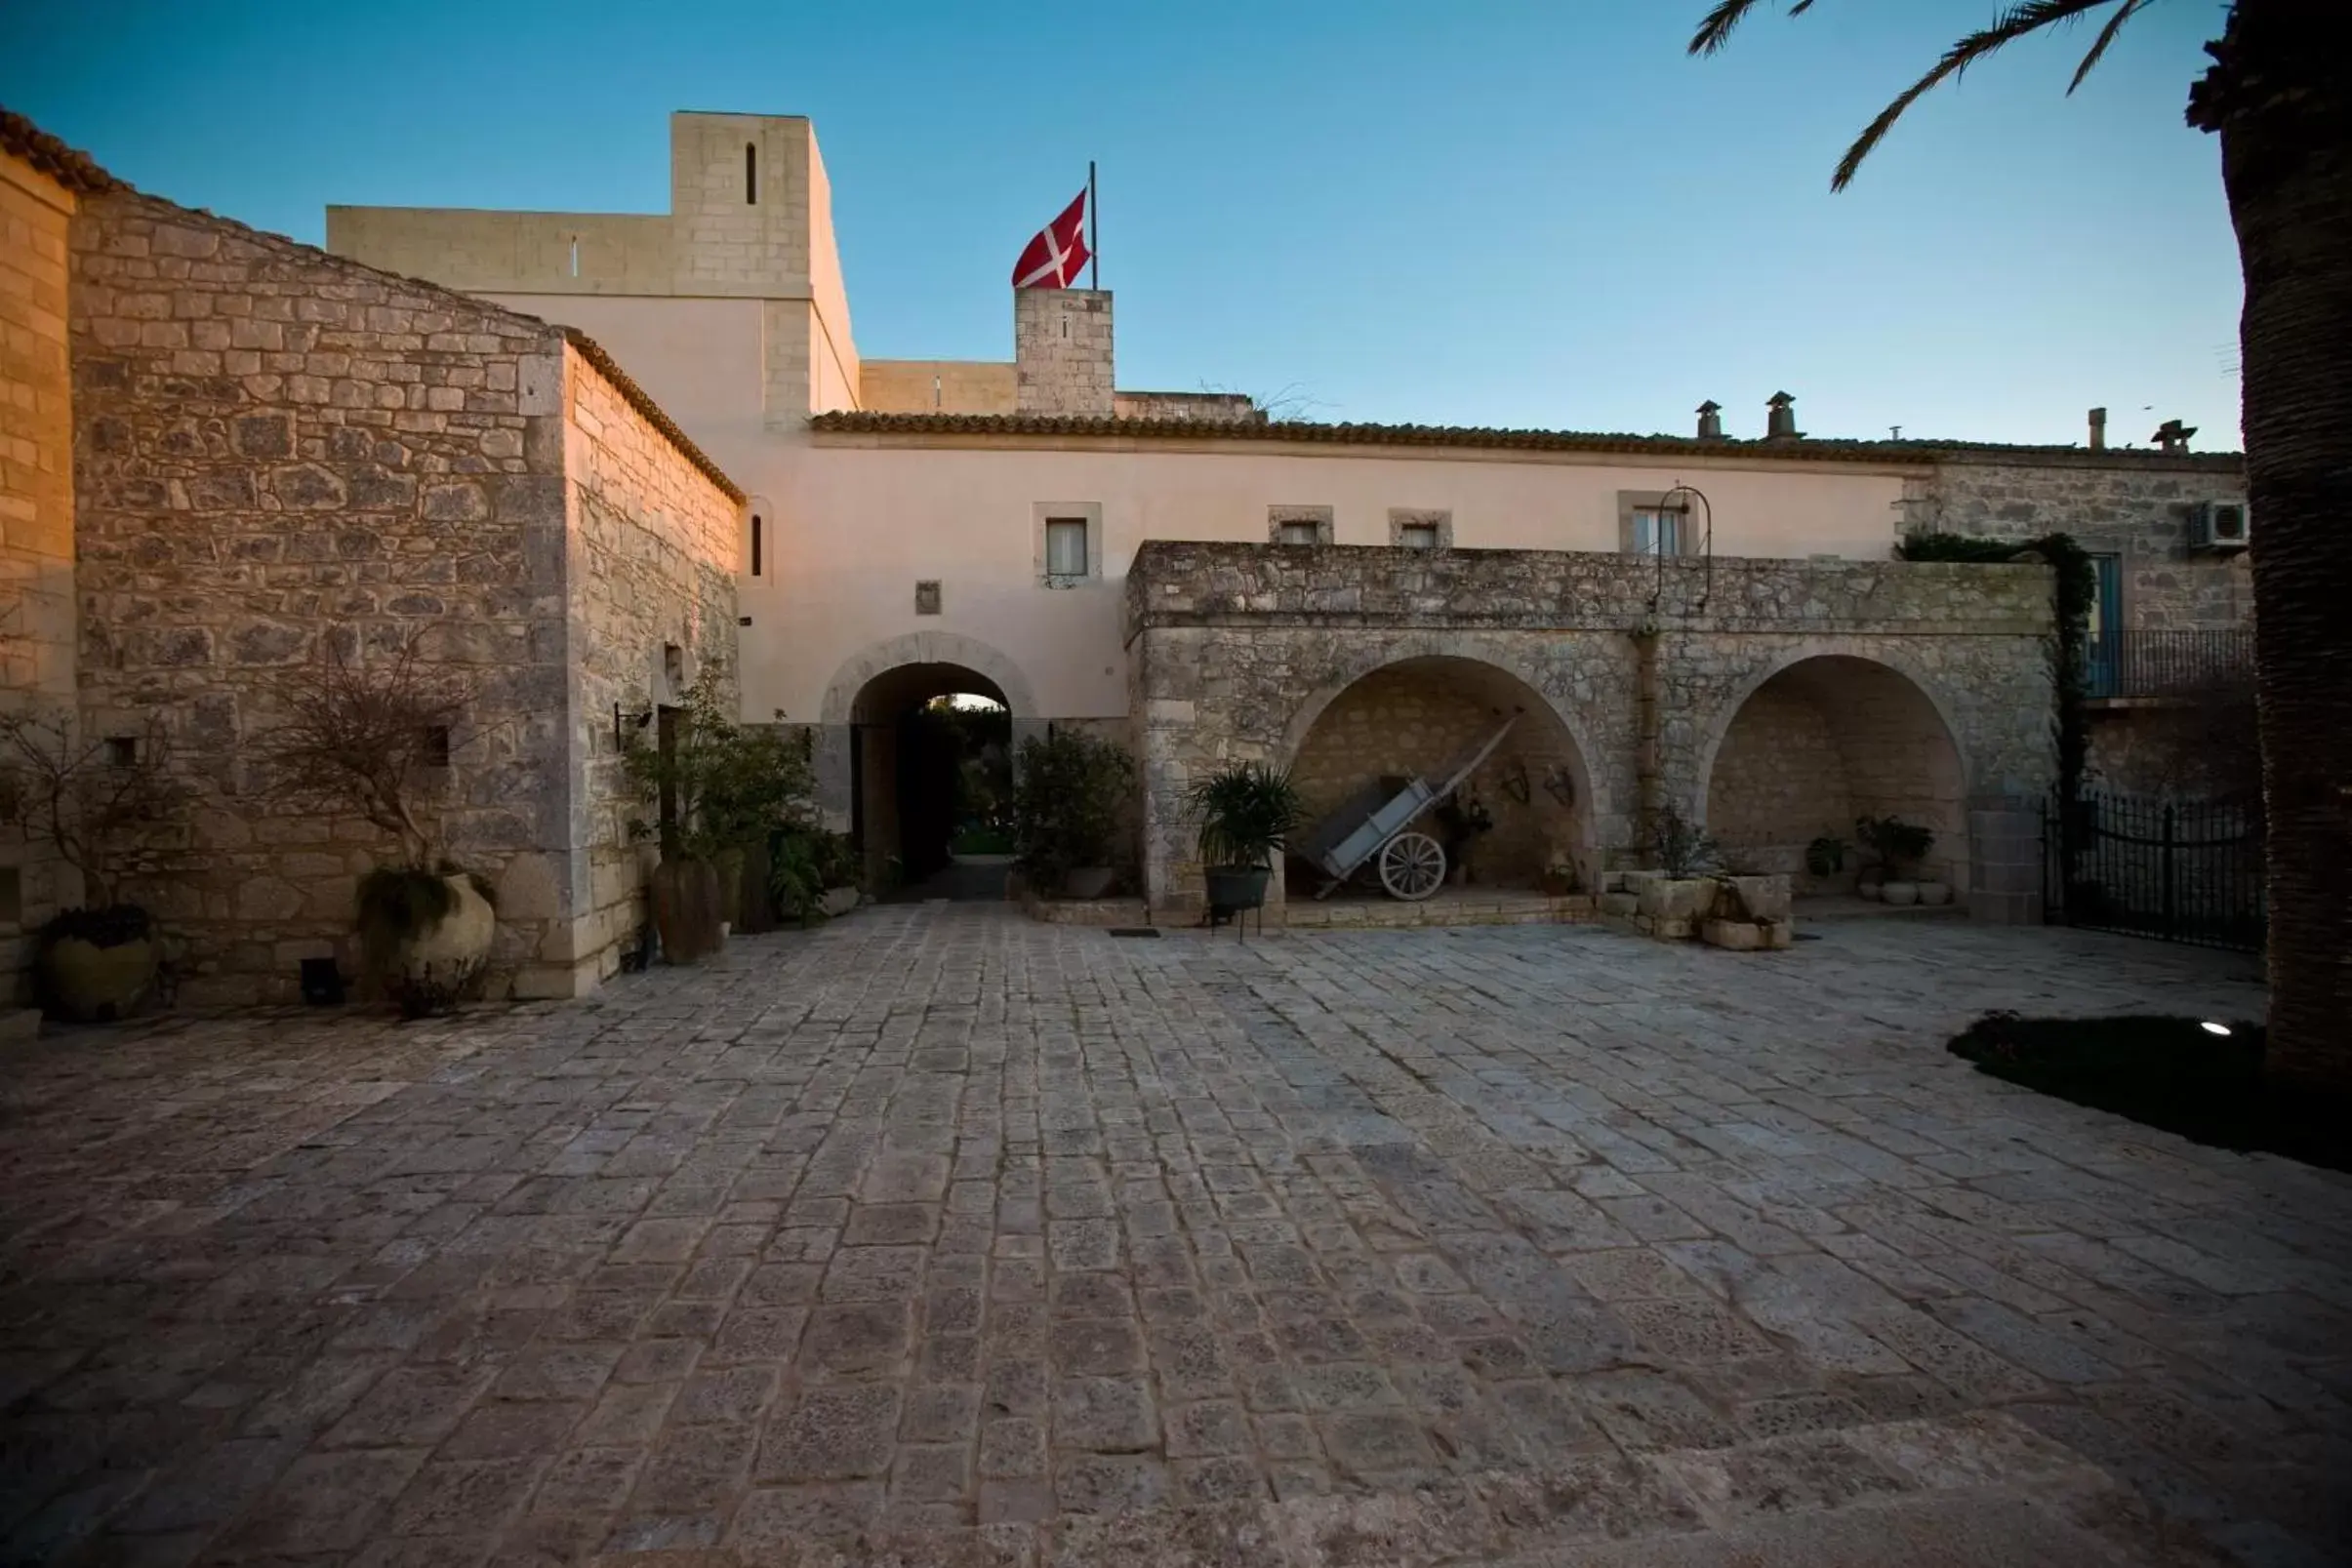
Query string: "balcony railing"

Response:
xmin=2080 ymin=629 xmax=2252 ymax=700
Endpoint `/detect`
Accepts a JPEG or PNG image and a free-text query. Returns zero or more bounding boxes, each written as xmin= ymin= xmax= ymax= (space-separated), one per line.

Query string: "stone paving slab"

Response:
xmin=0 ymin=906 xmax=2345 ymax=1566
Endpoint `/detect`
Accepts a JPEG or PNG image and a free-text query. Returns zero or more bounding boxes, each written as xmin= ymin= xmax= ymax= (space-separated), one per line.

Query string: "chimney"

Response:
xmin=1764 ymin=390 xmax=1800 ymax=440
xmin=2152 ymin=418 xmax=2197 ymax=455
xmin=1695 ymin=400 xmax=1724 ymax=440
xmin=2088 ymin=407 xmax=2107 ymax=450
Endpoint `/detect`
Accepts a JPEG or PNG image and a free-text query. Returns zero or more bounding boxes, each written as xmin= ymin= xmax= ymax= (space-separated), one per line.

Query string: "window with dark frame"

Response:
xmin=103 ymin=736 xmax=137 ymax=768
xmin=746 ymin=142 xmax=758 ymax=204
xmin=424 ymin=726 xmax=452 ymax=768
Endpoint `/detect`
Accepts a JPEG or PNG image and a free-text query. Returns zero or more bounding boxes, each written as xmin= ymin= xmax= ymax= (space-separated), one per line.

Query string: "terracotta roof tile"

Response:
xmin=808 ymin=410 xmax=2243 ymax=469
xmin=0 ymin=107 xmax=124 ymax=194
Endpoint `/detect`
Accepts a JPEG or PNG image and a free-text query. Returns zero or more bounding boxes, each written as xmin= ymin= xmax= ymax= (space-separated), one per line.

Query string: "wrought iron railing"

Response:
xmin=2079 ymin=629 xmax=2252 ymax=700
xmin=2045 ymin=790 xmax=2264 ymax=951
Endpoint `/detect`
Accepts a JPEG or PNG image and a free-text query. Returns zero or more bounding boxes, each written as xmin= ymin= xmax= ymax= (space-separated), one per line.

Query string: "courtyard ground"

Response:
xmin=0 ymin=907 xmax=2344 ymax=1567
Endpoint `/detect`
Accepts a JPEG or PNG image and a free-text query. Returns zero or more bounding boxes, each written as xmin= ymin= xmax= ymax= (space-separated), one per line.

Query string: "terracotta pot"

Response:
xmin=652 ymin=858 xmax=726 ymax=964
xmin=1064 ymin=866 xmax=1116 ymax=900
xmin=41 ymin=936 xmax=159 ymax=1023
xmin=383 ymin=874 xmax=496 ymax=1015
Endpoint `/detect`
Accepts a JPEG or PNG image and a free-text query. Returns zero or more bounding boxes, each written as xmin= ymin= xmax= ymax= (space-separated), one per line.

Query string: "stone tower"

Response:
xmin=1014 ymin=289 xmax=1113 ymax=417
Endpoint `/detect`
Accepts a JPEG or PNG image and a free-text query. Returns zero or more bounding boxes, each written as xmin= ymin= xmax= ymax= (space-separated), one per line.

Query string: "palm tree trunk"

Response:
xmin=2212 ymin=4 xmax=2352 ymax=1088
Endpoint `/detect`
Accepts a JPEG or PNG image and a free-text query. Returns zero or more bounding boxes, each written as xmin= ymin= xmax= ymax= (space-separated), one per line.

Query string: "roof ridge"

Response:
xmin=808 ymin=411 xmax=2243 ymax=467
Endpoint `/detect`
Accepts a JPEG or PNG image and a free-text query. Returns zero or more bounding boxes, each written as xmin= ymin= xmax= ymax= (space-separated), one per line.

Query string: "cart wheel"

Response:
xmin=1379 ymin=831 xmax=1446 ymax=901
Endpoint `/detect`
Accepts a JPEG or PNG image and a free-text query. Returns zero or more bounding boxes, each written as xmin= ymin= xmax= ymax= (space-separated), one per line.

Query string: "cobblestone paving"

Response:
xmin=2 ymin=907 xmax=2346 ymax=1566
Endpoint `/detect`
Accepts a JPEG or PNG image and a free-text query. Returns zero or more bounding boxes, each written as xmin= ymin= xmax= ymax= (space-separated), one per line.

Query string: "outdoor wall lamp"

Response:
xmin=614 ymin=702 xmax=654 ymax=749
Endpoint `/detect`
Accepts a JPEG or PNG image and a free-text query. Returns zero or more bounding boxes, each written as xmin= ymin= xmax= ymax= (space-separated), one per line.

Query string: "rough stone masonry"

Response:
xmin=68 ymin=188 xmax=742 ymax=1005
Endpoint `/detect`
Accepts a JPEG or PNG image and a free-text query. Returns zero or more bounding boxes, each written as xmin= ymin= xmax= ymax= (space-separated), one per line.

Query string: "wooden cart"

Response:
xmin=1296 ymin=713 xmax=1519 ymax=901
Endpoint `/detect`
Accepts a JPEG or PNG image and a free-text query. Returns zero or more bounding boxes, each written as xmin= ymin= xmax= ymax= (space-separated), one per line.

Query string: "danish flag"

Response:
xmin=1012 ymin=188 xmax=1090 ymax=290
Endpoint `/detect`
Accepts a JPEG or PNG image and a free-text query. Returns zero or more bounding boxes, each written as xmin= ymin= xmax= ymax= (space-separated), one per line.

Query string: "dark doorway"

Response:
xmin=848 ymin=663 xmax=1013 ymax=899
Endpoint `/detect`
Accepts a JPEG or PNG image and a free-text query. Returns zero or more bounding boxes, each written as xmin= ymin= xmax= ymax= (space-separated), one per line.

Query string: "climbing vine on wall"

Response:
xmin=1896 ymin=530 xmax=2096 ymax=804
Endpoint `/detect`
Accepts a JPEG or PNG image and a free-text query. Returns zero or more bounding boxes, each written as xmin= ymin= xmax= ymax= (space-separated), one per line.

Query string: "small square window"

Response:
xmin=1045 ymin=519 xmax=1089 ymax=579
xmin=1398 ymin=523 xmax=1440 ymax=550
xmin=1269 ymin=505 xmax=1333 ymax=546
xmin=1631 ymin=508 xmax=1683 ymax=557
xmin=915 ymin=580 xmax=943 ymax=615
xmin=104 ymin=736 xmax=138 ymax=768
xmin=423 ymin=726 xmax=452 ymax=767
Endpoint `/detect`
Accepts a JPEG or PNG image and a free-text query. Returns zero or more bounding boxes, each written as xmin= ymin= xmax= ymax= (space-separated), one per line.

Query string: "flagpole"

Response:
xmin=1087 ymin=160 xmax=1098 ymax=290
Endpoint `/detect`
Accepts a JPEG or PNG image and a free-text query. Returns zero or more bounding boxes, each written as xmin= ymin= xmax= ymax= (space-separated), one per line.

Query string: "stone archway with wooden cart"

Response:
xmin=1126 ymin=542 xmax=2059 ymax=925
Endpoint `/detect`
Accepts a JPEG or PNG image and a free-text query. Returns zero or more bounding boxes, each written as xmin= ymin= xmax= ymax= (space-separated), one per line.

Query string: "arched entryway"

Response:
xmin=1701 ymin=654 xmax=1969 ymax=894
xmin=1284 ymin=656 xmax=1597 ymax=898
xmin=847 ymin=663 xmax=1014 ymax=897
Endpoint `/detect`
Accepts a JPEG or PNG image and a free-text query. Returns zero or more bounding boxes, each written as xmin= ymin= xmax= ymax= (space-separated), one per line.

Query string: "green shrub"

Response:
xmin=1012 ymin=731 xmax=1135 ymax=888
xmin=1855 ymin=815 xmax=1935 ymax=878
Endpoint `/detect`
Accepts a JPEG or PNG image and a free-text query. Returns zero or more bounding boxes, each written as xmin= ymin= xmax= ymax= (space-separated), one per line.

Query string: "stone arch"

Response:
xmin=1281 ymin=646 xmax=1602 ymax=894
xmin=1276 ymin=634 xmax=1613 ymax=835
xmin=1697 ymin=644 xmax=1973 ymax=893
xmin=819 ymin=634 xmax=1033 ymax=894
xmin=819 ymin=631 xmax=1036 ymax=725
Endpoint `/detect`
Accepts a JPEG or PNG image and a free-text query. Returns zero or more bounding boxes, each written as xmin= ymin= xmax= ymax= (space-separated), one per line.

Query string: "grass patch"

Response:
xmin=951 ymin=825 xmax=1015 ymax=856
xmin=1949 ymin=1012 xmax=2352 ymax=1174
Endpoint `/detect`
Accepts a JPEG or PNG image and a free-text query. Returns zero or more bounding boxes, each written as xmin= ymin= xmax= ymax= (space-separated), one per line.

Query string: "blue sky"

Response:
xmin=3 ymin=1 xmax=2243 ymax=448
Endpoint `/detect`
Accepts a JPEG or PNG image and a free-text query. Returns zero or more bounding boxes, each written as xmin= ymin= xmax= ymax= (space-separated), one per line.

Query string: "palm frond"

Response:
xmin=1831 ymin=0 xmax=2122 ymax=189
xmin=1688 ymin=0 xmax=1817 ymax=59
xmin=2069 ymin=0 xmax=2150 ymax=94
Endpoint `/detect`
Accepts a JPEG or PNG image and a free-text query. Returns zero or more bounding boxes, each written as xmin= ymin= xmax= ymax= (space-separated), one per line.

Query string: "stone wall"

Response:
xmin=1127 ymin=542 xmax=2053 ymax=919
xmin=860 ymin=359 xmax=1016 ymax=416
xmin=540 ymin=341 xmax=742 ymax=996
xmin=1014 ymin=290 xmax=1113 ymax=417
xmin=0 ymin=150 xmax=81 ymax=996
xmin=68 ymin=189 xmax=740 ymax=1005
xmin=1904 ymin=451 xmax=2250 ymax=630
xmin=1113 ymin=390 xmax=1260 ymax=425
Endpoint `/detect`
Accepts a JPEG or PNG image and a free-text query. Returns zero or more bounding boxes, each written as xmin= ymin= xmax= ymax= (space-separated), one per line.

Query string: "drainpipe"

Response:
xmin=1632 ymin=620 xmax=1663 ymax=855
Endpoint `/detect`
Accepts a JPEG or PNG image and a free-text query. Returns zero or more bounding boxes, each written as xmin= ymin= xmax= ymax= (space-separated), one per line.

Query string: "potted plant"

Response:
xmin=1805 ymin=835 xmax=1848 ymax=882
xmin=1011 ymin=730 xmax=1135 ymax=899
xmin=1855 ymin=815 xmax=1935 ymax=906
xmin=1629 ymin=806 xmax=1722 ymax=933
xmin=255 ymin=641 xmax=495 ymax=1017
xmin=0 ymin=710 xmax=190 ymax=1022
xmin=769 ymin=825 xmax=862 ymax=925
xmin=625 ymin=662 xmax=814 ymax=963
xmin=1186 ymin=762 xmax=1306 ymax=913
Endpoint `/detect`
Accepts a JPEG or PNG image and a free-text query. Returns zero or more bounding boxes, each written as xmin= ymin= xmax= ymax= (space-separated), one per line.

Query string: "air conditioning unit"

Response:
xmin=2191 ymin=500 xmax=2250 ymax=552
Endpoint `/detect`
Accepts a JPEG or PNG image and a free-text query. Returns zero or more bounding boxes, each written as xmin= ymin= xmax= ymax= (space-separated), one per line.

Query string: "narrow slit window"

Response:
xmin=423 ymin=726 xmax=452 ymax=767
xmin=746 ymin=142 xmax=757 ymax=204
xmin=569 ymin=236 xmax=579 ymax=277
xmin=750 ymin=514 xmax=762 ymax=577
